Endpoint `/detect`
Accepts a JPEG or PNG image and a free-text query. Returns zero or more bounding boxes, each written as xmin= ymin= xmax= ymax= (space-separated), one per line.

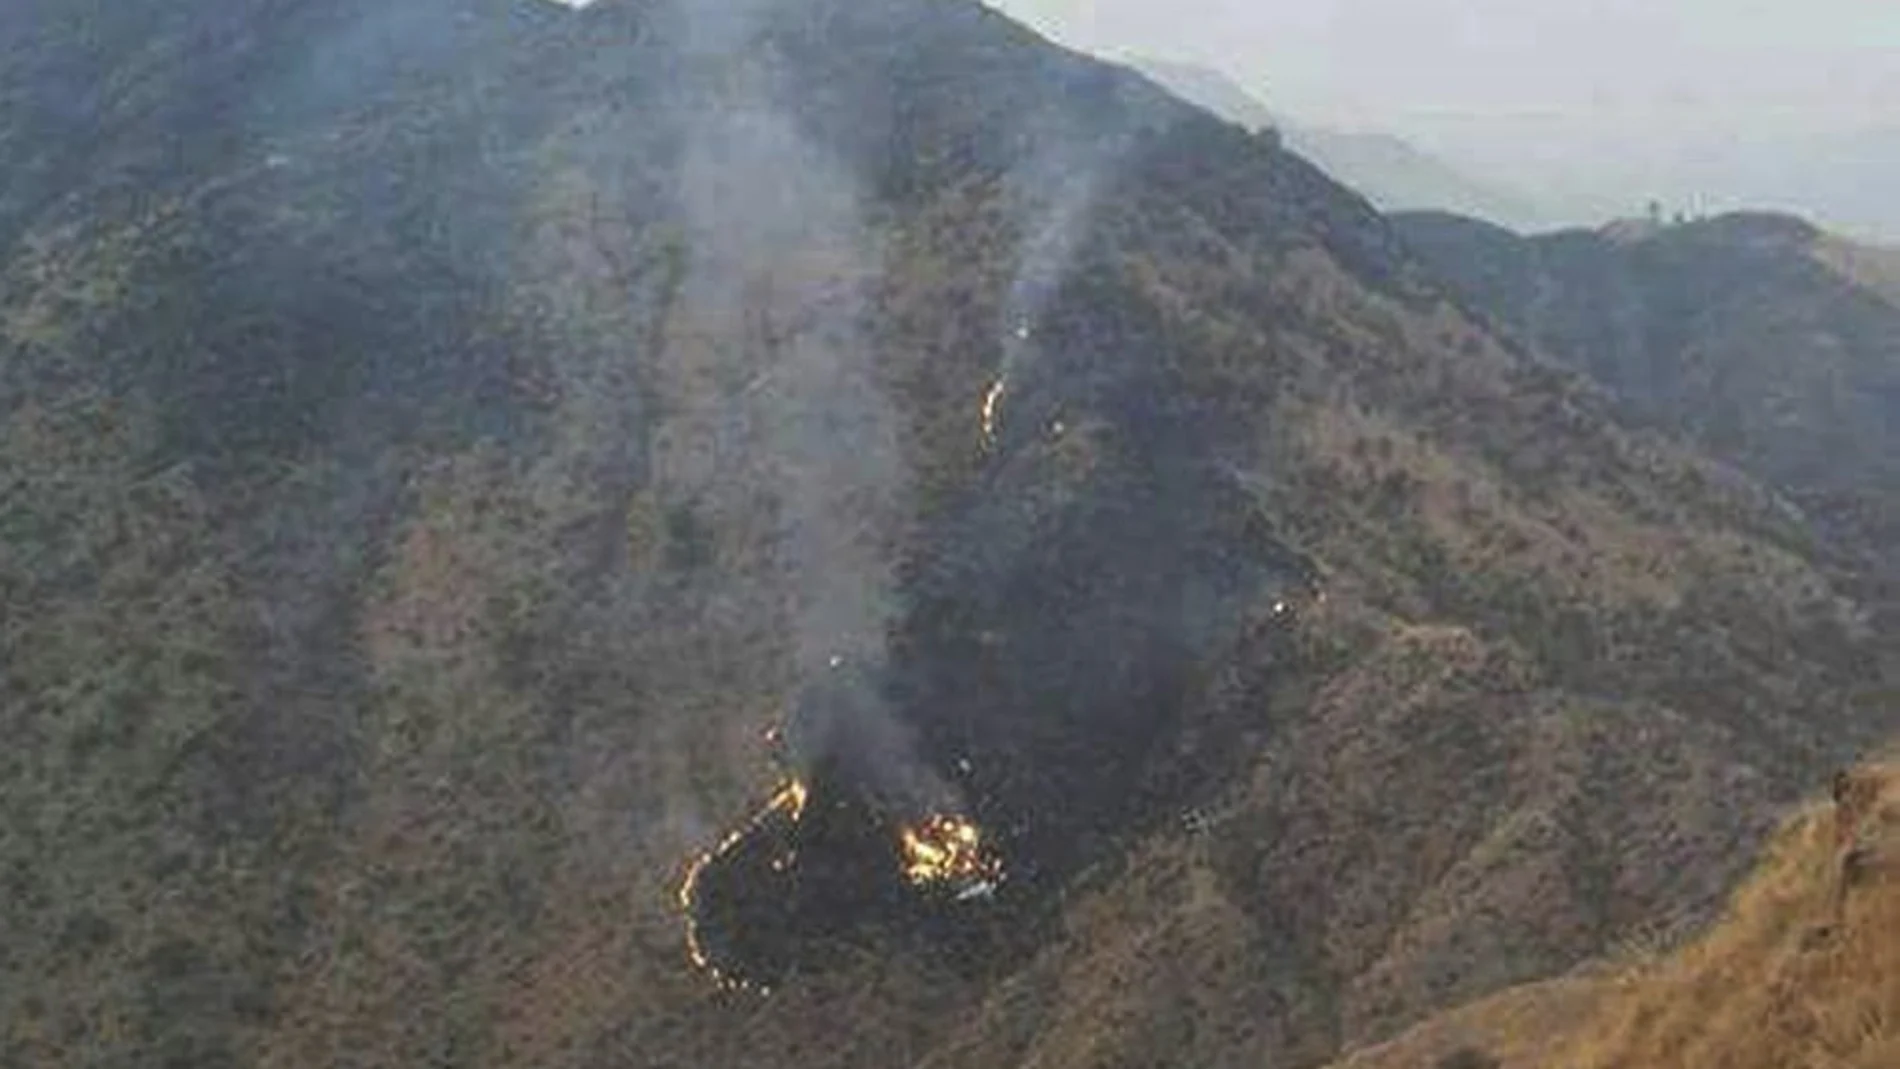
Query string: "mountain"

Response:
xmin=1125 ymin=56 xmax=1278 ymax=133
xmin=3 ymin=1 xmax=1895 ymax=1067
xmin=1285 ymin=126 xmax=1548 ymax=234
xmin=1330 ymin=757 xmax=1900 ymax=1069
xmin=1435 ymin=124 xmax=1900 ymax=248
xmin=1131 ymin=56 xmax=1548 ymax=230
xmin=1391 ymin=209 xmax=1900 ymax=591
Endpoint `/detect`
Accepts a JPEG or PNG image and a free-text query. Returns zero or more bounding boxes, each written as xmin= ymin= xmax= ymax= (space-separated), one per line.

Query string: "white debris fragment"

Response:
xmin=954 ymin=879 xmax=998 ymax=902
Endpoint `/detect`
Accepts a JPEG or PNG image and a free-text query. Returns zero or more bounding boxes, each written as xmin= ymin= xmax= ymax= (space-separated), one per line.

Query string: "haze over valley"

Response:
xmin=3 ymin=2 xmax=1899 ymax=1067
xmin=995 ymin=0 xmax=1900 ymax=242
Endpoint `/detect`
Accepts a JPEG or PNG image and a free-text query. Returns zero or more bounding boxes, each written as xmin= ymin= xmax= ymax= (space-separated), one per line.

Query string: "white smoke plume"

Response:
xmin=658 ymin=0 xmax=955 ymax=817
xmin=986 ymin=132 xmax=1130 ymax=446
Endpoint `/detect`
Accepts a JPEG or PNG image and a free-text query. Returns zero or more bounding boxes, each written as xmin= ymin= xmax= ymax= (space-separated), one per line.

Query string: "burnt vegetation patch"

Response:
xmin=681 ymin=265 xmax=1322 ymax=991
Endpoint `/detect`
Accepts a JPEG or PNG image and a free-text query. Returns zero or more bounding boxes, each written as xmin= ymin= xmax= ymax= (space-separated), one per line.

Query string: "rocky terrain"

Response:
xmin=2 ymin=1 xmax=1895 ymax=1066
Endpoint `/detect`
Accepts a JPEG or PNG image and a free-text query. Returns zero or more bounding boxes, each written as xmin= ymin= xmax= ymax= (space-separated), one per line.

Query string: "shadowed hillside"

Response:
xmin=1393 ymin=209 xmax=1900 ymax=590
xmin=3 ymin=1 xmax=1896 ymax=1066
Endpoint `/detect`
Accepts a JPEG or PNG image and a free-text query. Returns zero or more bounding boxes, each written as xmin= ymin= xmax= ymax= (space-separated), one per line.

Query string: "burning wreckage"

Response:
xmin=678 ymin=661 xmax=1008 ymax=991
xmin=677 ymin=483 xmax=1319 ymax=992
xmin=679 ymin=293 xmax=1322 ymax=992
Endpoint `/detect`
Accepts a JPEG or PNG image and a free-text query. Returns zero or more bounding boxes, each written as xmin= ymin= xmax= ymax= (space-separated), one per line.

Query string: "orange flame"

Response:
xmin=900 ymin=813 xmax=1003 ymax=893
xmin=980 ymin=377 xmax=1006 ymax=449
xmin=676 ymin=778 xmax=809 ymax=992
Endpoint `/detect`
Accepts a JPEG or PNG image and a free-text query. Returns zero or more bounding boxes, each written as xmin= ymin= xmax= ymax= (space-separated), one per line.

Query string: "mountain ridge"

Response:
xmin=1392 ymin=207 xmax=1900 ymax=598
xmin=2 ymin=1 xmax=1894 ymax=1065
xmin=1128 ymin=55 xmax=1549 ymax=231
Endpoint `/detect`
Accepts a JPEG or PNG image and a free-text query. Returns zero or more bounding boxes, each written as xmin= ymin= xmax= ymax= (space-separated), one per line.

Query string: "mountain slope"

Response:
xmin=2 ymin=2 xmax=1893 ymax=1067
xmin=1392 ymin=209 xmax=1900 ymax=586
xmin=1130 ymin=56 xmax=1547 ymax=229
xmin=1126 ymin=56 xmax=1277 ymax=133
xmin=1331 ymin=759 xmax=1900 ymax=1069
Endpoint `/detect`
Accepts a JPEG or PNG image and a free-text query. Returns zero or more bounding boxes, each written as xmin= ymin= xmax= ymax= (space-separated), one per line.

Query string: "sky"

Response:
xmin=987 ymin=0 xmax=1900 ymax=238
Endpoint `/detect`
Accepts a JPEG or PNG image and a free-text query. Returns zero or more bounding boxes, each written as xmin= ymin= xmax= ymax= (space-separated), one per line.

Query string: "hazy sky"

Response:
xmin=988 ymin=0 xmax=1900 ymax=237
xmin=989 ymin=0 xmax=1898 ymax=139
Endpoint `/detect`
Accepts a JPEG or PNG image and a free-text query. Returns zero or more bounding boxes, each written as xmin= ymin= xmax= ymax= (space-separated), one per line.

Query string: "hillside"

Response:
xmin=1125 ymin=56 xmax=1276 ymax=132
xmin=1331 ymin=759 xmax=1900 ymax=1069
xmin=3 ymin=1 xmax=1895 ymax=1067
xmin=1392 ymin=209 xmax=1900 ymax=588
xmin=1130 ymin=56 xmax=1548 ymax=230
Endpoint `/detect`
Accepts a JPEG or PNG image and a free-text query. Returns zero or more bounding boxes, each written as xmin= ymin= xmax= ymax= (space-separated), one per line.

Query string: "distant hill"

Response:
xmin=1464 ymin=124 xmax=1900 ymax=249
xmin=3 ymin=1 xmax=1895 ymax=1066
xmin=1126 ymin=55 xmax=1278 ymax=132
xmin=1132 ymin=56 xmax=1548 ymax=230
xmin=1393 ymin=209 xmax=1900 ymax=590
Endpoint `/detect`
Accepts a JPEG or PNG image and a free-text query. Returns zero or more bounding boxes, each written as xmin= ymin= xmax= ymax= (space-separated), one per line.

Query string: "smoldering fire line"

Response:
xmin=662 ymin=0 xmax=997 ymax=992
xmin=675 ymin=534 xmax=1318 ymax=991
xmin=982 ymin=135 xmax=1128 ymax=454
xmin=665 ymin=4 xmax=1314 ymax=991
xmin=674 ymin=374 xmax=1322 ymax=990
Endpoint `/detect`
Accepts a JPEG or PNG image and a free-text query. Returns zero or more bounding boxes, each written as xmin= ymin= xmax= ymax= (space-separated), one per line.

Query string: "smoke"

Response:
xmin=662 ymin=0 xmax=954 ymax=817
xmin=673 ymin=91 xmax=899 ymax=673
xmin=1003 ymin=143 xmax=1117 ymax=336
xmin=986 ymin=132 xmax=1130 ymax=445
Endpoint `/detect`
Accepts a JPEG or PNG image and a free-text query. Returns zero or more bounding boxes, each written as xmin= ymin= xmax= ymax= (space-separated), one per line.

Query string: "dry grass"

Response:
xmin=1554 ymin=762 xmax=1900 ymax=1069
xmin=1329 ymin=975 xmax=1608 ymax=1069
xmin=1333 ymin=763 xmax=1900 ymax=1069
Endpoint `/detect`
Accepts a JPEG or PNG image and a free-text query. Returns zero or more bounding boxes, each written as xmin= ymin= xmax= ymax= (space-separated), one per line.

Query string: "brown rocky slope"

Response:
xmin=2 ymin=1 xmax=1894 ymax=1066
xmin=1331 ymin=758 xmax=1900 ymax=1069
